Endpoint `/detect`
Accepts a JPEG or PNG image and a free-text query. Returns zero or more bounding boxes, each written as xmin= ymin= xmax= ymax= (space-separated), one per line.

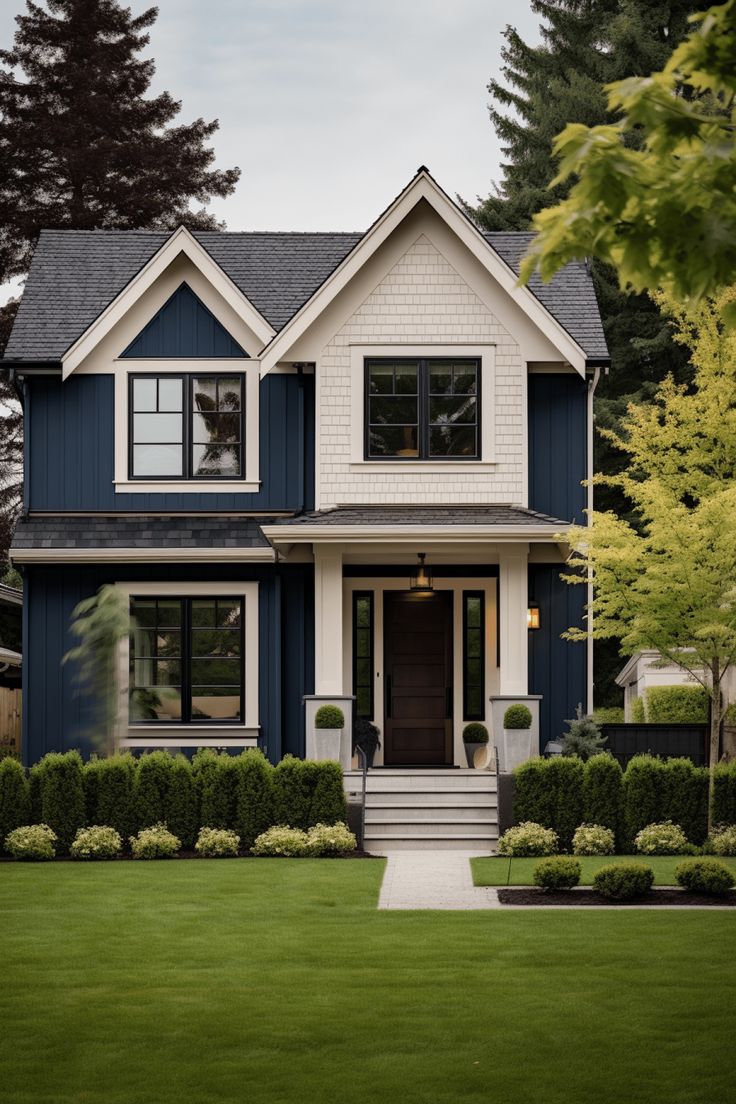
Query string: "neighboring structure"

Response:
xmin=3 ymin=169 xmax=608 ymax=770
xmin=616 ymin=651 xmax=736 ymax=723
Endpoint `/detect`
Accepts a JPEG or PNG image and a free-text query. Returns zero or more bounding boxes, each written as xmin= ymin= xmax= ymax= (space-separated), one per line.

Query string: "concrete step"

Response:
xmin=363 ymin=779 xmax=497 ymax=795
xmin=365 ymin=820 xmax=497 ymax=838
xmin=366 ymin=806 xmax=497 ymax=823
xmin=364 ymin=835 xmax=497 ymax=853
xmin=365 ymin=793 xmax=497 ymax=809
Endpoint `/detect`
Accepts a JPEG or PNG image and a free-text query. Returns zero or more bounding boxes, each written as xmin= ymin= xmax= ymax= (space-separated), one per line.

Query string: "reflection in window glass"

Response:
xmin=352 ymin=592 xmax=374 ymax=718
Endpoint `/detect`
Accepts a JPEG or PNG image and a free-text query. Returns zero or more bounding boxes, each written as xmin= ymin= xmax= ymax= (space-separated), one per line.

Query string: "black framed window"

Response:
xmin=365 ymin=358 xmax=480 ymax=460
xmin=129 ymin=597 xmax=244 ymax=724
xmin=463 ymin=591 xmax=485 ymax=720
xmin=352 ymin=591 xmax=374 ymax=719
xmin=129 ymin=374 xmax=244 ymax=479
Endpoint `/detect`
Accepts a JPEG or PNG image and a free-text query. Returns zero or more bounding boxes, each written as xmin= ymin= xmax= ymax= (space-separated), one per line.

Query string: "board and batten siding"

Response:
xmin=21 ymin=563 xmax=314 ymax=765
xmin=26 ymin=372 xmax=314 ymax=513
xmin=527 ymin=373 xmax=587 ymax=523
xmin=528 ymin=562 xmax=587 ymax=747
xmin=121 ymin=282 xmax=247 ymax=358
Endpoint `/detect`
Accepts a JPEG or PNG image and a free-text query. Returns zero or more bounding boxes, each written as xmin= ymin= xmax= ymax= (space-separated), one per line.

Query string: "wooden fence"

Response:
xmin=601 ymin=723 xmax=708 ymax=768
xmin=0 ymin=686 xmax=22 ymax=756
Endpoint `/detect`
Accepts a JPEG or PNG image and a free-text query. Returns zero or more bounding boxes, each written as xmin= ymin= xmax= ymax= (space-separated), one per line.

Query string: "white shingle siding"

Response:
xmin=316 ymin=235 xmax=526 ymax=508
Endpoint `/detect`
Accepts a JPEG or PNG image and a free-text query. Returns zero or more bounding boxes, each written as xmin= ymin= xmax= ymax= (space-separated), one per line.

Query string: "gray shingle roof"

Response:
xmin=12 ymin=515 xmax=274 ymax=550
xmin=272 ymin=505 xmax=568 ymax=527
xmin=4 ymin=227 xmax=608 ymax=362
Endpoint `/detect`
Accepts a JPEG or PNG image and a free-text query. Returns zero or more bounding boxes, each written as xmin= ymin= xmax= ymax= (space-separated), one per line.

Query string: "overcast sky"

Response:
xmin=0 ymin=0 xmax=542 ymax=303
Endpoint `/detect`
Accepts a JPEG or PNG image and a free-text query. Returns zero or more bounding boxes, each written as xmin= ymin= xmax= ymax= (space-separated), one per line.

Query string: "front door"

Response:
xmin=383 ymin=591 xmax=453 ymax=765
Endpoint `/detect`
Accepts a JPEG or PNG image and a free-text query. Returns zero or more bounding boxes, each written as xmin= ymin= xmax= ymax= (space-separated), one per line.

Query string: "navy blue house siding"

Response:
xmin=27 ymin=372 xmax=315 ymax=513
xmin=22 ymin=564 xmax=314 ymax=766
xmin=121 ymin=283 xmax=247 ymax=358
xmin=528 ymin=563 xmax=587 ymax=747
xmin=528 ymin=373 xmax=587 ymax=523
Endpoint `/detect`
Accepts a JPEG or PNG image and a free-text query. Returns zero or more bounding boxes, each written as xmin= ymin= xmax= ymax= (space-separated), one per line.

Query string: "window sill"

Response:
xmin=120 ymin=724 xmax=260 ymax=748
xmin=114 ymin=479 xmax=261 ymax=494
xmin=348 ymin=461 xmax=496 ymax=474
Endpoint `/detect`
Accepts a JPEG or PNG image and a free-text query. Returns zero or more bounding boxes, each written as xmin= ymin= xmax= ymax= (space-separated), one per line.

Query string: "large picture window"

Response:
xmin=365 ymin=358 xmax=480 ymax=460
xmin=129 ymin=374 xmax=244 ymax=479
xmin=129 ymin=596 xmax=244 ymax=724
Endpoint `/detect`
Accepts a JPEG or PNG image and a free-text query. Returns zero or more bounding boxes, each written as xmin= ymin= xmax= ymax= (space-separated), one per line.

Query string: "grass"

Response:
xmin=471 ymin=853 xmax=736 ymax=887
xmin=2 ymin=859 xmax=735 ymax=1104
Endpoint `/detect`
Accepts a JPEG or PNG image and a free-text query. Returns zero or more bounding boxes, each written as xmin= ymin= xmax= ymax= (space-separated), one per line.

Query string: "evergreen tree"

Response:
xmin=0 ymin=0 xmax=241 ymax=284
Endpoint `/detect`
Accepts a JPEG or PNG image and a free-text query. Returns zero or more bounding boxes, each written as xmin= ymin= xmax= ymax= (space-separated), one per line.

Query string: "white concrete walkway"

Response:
xmin=377 ymin=849 xmax=500 ymax=910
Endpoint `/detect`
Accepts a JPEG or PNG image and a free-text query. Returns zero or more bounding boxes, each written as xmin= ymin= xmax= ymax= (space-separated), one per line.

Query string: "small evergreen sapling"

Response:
xmin=561 ymin=705 xmax=608 ymax=761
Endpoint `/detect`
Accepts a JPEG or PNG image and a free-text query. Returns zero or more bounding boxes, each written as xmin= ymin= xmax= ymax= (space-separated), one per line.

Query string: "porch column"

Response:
xmin=314 ymin=544 xmax=344 ymax=695
xmin=498 ymin=544 xmax=529 ymax=695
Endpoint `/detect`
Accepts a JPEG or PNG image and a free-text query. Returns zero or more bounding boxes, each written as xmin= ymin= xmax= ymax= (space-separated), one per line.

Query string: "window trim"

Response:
xmin=462 ymin=590 xmax=486 ymax=721
xmin=352 ymin=590 xmax=375 ymax=720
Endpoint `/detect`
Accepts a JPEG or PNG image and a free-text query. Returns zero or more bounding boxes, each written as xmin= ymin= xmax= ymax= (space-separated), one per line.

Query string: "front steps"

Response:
xmin=344 ymin=768 xmax=498 ymax=854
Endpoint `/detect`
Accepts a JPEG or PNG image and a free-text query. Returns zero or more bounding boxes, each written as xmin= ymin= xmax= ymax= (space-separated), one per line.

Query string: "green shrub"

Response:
xmin=195 ymin=827 xmax=240 ymax=858
xmin=233 ymin=750 xmax=275 ymax=849
xmin=713 ymin=762 xmax=736 ymax=827
xmin=70 ymin=825 xmax=122 ymax=860
xmin=306 ymin=822 xmax=357 ymax=856
xmin=503 ymin=704 xmax=532 ymax=729
xmin=513 ymin=759 xmax=556 ymax=827
xmin=545 ymin=756 xmax=584 ymax=850
xmin=273 ymin=756 xmax=346 ymax=831
xmin=645 ymin=685 xmax=709 ymax=724
xmin=634 ymin=820 xmax=689 ymax=855
xmin=498 ymin=821 xmax=558 ymax=857
xmin=593 ymin=862 xmax=654 ymax=900
xmin=5 ymin=823 xmax=57 ymax=861
xmin=708 ymin=824 xmax=736 ymax=856
xmin=314 ymin=705 xmax=344 ymax=729
xmin=572 ymin=823 xmax=615 ymax=855
xmin=0 ymin=757 xmax=30 ymax=851
xmin=663 ymin=758 xmax=708 ymax=845
xmin=308 ymin=761 xmax=347 ymax=826
xmin=462 ymin=723 xmax=489 ymax=744
xmin=561 ymin=705 xmax=607 ymax=761
xmin=84 ymin=754 xmax=137 ymax=843
xmin=582 ymin=754 xmax=622 ymax=843
xmin=533 ymin=856 xmax=581 ymax=890
xmin=252 ymin=825 xmax=309 ymax=856
xmin=134 ymin=751 xmax=197 ymax=849
xmin=192 ymin=749 xmax=237 ymax=830
xmin=30 ymin=751 xmax=86 ymax=854
xmin=129 ymin=823 xmax=180 ymax=859
xmin=622 ymin=755 xmax=666 ymax=849
xmin=165 ymin=755 xmax=198 ymax=849
xmin=631 ymin=696 xmax=645 ymax=723
xmin=592 ymin=707 xmax=625 ymax=724
xmin=675 ymin=858 xmax=735 ymax=896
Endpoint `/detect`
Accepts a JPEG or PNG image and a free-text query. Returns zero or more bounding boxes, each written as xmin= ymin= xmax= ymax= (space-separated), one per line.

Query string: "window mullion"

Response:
xmin=419 ymin=359 xmax=428 ymax=460
xmin=182 ymin=599 xmax=191 ymax=724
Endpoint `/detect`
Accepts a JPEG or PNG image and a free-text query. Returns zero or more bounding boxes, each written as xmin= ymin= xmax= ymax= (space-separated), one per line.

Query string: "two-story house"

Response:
xmin=4 ymin=169 xmax=608 ymax=785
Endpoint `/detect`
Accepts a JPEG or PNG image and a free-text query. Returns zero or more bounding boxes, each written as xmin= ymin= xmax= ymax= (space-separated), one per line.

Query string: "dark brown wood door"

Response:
xmin=383 ymin=591 xmax=453 ymax=765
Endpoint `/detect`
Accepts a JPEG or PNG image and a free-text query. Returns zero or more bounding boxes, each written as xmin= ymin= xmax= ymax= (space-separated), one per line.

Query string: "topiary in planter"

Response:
xmin=533 ymin=856 xmax=581 ymax=891
xmin=315 ymin=705 xmax=344 ymax=729
xmin=675 ymin=858 xmax=735 ymax=896
xmin=463 ymin=722 xmax=489 ymax=768
xmin=592 ymin=862 xmax=654 ymax=901
xmin=503 ymin=704 xmax=532 ymax=729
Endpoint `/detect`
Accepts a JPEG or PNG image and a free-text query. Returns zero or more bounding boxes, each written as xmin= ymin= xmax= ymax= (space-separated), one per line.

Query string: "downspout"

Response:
xmin=295 ymin=366 xmax=305 ymax=515
xmin=586 ymin=365 xmax=602 ymax=714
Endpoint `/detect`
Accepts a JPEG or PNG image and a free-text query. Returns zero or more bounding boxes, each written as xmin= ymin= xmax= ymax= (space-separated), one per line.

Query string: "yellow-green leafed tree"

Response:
xmin=563 ymin=289 xmax=736 ymax=823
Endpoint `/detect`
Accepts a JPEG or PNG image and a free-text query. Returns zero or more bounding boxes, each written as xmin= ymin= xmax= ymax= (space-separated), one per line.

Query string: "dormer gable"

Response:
xmin=121 ymin=282 xmax=247 ymax=358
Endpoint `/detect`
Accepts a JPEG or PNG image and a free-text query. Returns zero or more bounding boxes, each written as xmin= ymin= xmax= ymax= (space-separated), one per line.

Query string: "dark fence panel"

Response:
xmin=601 ymin=724 xmax=708 ymax=768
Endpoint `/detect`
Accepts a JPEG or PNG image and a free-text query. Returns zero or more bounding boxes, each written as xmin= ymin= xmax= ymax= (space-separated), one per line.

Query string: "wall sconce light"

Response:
xmin=410 ymin=552 xmax=433 ymax=593
xmin=527 ymin=600 xmax=541 ymax=630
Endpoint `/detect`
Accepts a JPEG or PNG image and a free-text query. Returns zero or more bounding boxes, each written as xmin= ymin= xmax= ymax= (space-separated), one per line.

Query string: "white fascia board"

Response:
xmin=61 ymin=226 xmax=275 ymax=378
xmin=261 ymin=524 xmax=564 ymax=545
xmin=11 ymin=546 xmax=275 ymax=564
xmin=259 ymin=171 xmax=588 ymax=377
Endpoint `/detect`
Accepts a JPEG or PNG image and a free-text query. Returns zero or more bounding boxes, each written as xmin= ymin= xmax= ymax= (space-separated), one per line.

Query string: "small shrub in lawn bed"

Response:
xmin=709 ymin=825 xmax=736 ymax=856
xmin=193 ymin=749 xmax=237 ymax=830
xmin=713 ymin=762 xmax=736 ymax=827
xmin=195 ymin=827 xmax=240 ymax=858
xmin=572 ymin=823 xmax=615 ymax=855
xmin=675 ymin=859 xmax=735 ymax=896
xmin=582 ymin=753 xmax=622 ymax=842
xmin=314 ymin=705 xmax=344 ymax=729
xmin=234 ymin=750 xmax=275 ymax=849
xmin=30 ymin=750 xmax=86 ymax=854
xmin=533 ymin=856 xmax=581 ymax=891
xmin=498 ymin=821 xmax=558 ymax=857
xmin=635 ymin=821 xmax=689 ymax=856
xmin=306 ymin=822 xmax=356 ymax=856
xmin=5 ymin=823 xmax=57 ymax=861
xmin=503 ymin=704 xmax=532 ymax=729
xmin=70 ymin=825 xmax=122 ymax=860
xmin=252 ymin=825 xmax=309 ymax=857
xmin=129 ymin=823 xmax=180 ymax=859
xmin=0 ymin=757 xmax=30 ymax=851
xmin=84 ymin=754 xmax=137 ymax=843
xmin=592 ymin=862 xmax=654 ymax=901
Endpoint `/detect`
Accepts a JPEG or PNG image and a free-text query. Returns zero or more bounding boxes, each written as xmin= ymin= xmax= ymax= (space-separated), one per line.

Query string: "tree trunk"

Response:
xmin=707 ymin=664 xmax=722 ymax=835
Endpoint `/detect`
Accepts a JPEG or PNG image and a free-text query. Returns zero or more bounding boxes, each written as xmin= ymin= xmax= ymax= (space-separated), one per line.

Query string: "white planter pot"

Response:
xmin=313 ymin=728 xmax=343 ymax=762
xmin=501 ymin=728 xmax=534 ymax=773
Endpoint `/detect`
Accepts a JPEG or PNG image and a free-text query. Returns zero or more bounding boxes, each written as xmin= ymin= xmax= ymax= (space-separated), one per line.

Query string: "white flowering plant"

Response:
xmin=572 ymin=823 xmax=616 ymax=856
xmin=251 ymin=826 xmax=309 ymax=857
xmin=195 ymin=827 xmax=240 ymax=858
xmin=498 ymin=821 xmax=558 ymax=857
xmin=129 ymin=823 xmax=181 ymax=859
xmin=306 ymin=822 xmax=357 ymax=856
xmin=708 ymin=824 xmax=736 ymax=857
xmin=634 ymin=821 xmax=689 ymax=855
xmin=5 ymin=823 xmax=57 ymax=861
xmin=70 ymin=825 xmax=122 ymax=860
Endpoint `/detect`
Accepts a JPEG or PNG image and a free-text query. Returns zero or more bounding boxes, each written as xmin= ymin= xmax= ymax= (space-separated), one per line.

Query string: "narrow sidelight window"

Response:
xmin=129 ymin=596 xmax=244 ymax=724
xmin=352 ymin=591 xmax=374 ymax=719
xmin=365 ymin=358 xmax=480 ymax=460
xmin=463 ymin=591 xmax=485 ymax=721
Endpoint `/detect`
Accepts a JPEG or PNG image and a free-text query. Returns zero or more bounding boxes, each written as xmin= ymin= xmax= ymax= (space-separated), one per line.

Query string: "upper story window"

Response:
xmin=129 ymin=374 xmax=244 ymax=479
xmin=365 ymin=358 xmax=480 ymax=460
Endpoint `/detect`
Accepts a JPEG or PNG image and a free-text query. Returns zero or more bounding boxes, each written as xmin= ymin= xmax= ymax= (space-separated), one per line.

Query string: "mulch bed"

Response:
xmin=498 ymin=888 xmax=736 ymax=907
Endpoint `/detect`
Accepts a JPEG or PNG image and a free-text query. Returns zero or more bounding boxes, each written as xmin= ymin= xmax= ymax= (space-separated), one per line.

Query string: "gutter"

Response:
xmin=586 ymin=364 xmax=602 ymax=714
xmin=2 ymin=360 xmax=62 ymax=375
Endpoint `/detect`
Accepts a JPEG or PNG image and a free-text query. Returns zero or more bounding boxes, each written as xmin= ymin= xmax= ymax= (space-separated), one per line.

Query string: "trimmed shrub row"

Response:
xmin=0 ymin=749 xmax=346 ymax=855
xmin=514 ymin=753 xmax=720 ymax=850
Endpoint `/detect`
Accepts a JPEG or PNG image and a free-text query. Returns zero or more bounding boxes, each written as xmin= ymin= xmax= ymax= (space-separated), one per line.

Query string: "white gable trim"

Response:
xmin=259 ymin=171 xmax=588 ymax=377
xmin=62 ymin=226 xmax=275 ymax=379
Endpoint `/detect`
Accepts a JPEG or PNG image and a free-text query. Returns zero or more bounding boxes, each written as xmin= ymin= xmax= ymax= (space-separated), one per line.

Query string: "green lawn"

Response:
xmin=471 ymin=853 xmax=736 ymax=886
xmin=2 ymin=859 xmax=735 ymax=1104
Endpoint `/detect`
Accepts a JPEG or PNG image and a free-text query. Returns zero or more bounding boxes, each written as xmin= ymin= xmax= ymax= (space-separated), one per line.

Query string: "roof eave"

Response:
xmin=261 ymin=523 xmax=568 ymax=545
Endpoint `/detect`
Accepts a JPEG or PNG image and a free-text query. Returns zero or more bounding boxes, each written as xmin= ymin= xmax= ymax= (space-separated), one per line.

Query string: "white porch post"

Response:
xmin=498 ymin=544 xmax=529 ymax=695
xmin=314 ymin=544 xmax=344 ymax=695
